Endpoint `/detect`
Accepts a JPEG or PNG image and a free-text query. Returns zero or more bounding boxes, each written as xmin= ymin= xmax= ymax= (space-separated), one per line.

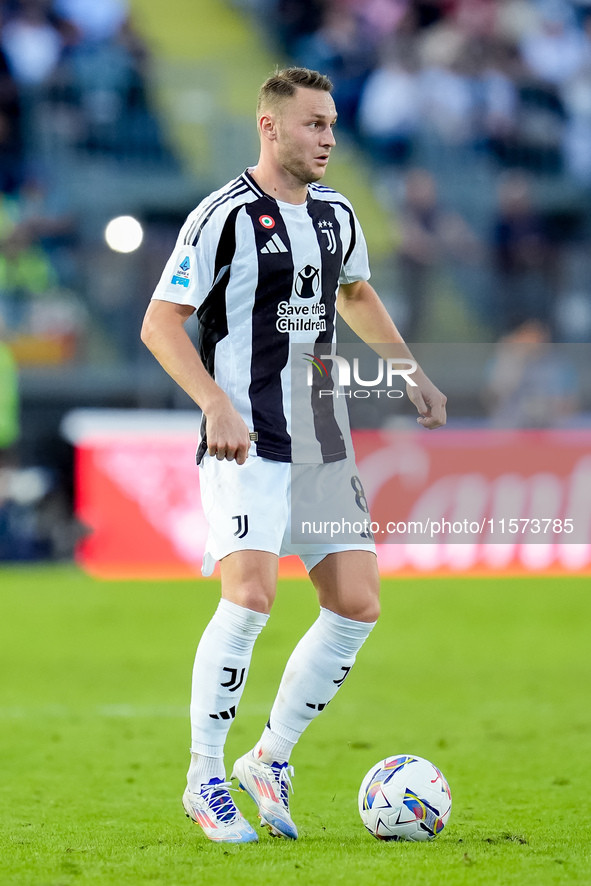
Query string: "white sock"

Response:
xmin=190 ymin=598 xmax=269 ymax=761
xmin=187 ymin=753 xmax=225 ymax=792
xmin=254 ymin=726 xmax=295 ymax=765
xmin=256 ymin=607 xmax=376 ymax=762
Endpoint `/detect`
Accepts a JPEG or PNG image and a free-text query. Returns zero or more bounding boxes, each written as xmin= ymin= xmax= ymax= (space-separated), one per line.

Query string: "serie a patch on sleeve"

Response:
xmin=171 ymin=255 xmax=191 ymax=287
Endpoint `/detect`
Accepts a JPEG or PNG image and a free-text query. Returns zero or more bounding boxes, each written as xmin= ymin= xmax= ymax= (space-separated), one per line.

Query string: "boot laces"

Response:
xmin=201 ymin=778 xmax=239 ymax=825
xmin=270 ymin=762 xmax=295 ymax=808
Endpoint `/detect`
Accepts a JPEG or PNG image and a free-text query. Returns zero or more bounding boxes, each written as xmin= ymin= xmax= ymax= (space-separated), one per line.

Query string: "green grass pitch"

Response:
xmin=1 ymin=567 xmax=590 ymax=885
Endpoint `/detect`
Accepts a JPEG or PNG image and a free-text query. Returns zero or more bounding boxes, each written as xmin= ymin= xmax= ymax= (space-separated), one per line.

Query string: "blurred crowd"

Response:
xmin=389 ymin=164 xmax=571 ymax=338
xmin=3 ymin=0 xmax=591 ymax=367
xmin=246 ymin=0 xmax=591 ymax=341
xmin=0 ymin=0 xmax=174 ymax=365
xmin=0 ymin=0 xmax=154 ymax=190
xmin=272 ymin=0 xmax=591 ymax=180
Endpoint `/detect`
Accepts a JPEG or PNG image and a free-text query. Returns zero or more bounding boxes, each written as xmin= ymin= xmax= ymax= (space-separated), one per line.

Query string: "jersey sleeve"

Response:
xmin=339 ymin=207 xmax=370 ymax=285
xmin=150 ymin=210 xmax=217 ymax=310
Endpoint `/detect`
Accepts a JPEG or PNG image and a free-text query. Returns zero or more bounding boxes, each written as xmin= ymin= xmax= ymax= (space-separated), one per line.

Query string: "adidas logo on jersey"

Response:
xmin=260 ymin=234 xmax=288 ymax=254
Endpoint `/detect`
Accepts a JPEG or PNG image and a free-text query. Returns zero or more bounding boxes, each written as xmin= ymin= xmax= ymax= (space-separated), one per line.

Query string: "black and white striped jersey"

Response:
xmin=151 ymin=169 xmax=370 ymax=464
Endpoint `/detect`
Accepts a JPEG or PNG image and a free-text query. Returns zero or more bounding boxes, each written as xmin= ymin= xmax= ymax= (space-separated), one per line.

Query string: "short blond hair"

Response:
xmin=257 ymin=67 xmax=333 ymax=120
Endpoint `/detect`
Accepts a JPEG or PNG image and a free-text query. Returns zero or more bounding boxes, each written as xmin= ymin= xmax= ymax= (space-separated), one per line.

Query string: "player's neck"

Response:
xmin=248 ymin=163 xmax=308 ymax=205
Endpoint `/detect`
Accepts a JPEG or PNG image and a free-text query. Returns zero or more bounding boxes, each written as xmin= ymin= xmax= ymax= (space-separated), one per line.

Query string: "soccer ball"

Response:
xmin=358 ymin=754 xmax=452 ymax=841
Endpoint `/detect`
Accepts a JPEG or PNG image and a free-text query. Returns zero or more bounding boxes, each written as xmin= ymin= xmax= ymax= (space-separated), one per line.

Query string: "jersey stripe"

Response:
xmin=241 ymin=169 xmax=267 ymax=199
xmin=183 ymin=177 xmax=246 ymax=245
xmin=332 ymin=202 xmax=357 ymax=266
xmin=189 ymin=186 xmax=251 ymax=247
xmin=306 ymin=197 xmax=347 ymax=462
xmin=309 ymin=183 xmax=337 ymax=194
xmin=245 ymin=199 xmax=293 ymax=461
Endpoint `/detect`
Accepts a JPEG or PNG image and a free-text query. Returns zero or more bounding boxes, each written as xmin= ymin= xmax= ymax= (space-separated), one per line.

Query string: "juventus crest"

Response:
xmin=318 ymin=219 xmax=337 ymax=254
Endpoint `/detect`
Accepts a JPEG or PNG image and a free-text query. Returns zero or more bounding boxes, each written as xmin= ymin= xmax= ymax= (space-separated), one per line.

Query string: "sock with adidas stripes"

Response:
xmin=255 ymin=607 xmax=376 ymax=763
xmin=188 ymin=598 xmax=268 ymax=785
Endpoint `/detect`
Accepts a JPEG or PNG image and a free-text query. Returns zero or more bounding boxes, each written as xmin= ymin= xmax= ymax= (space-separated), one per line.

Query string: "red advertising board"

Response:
xmin=354 ymin=429 xmax=591 ymax=576
xmin=69 ymin=413 xmax=591 ymax=579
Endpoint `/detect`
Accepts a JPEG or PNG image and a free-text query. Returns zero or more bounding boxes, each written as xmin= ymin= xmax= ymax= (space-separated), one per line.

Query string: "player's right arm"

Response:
xmin=140 ymin=299 xmax=251 ymax=463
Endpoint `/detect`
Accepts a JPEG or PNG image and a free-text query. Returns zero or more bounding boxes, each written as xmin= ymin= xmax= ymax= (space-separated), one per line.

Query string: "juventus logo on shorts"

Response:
xmin=232 ymin=514 xmax=249 ymax=538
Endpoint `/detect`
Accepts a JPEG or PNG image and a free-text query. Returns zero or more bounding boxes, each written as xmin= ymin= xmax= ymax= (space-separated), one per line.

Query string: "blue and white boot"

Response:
xmin=231 ymin=751 xmax=298 ymax=839
xmin=182 ymin=777 xmax=258 ymax=843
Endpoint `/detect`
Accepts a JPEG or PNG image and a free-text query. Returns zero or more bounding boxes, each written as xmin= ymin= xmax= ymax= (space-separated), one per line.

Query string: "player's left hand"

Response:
xmin=406 ymin=376 xmax=447 ymax=429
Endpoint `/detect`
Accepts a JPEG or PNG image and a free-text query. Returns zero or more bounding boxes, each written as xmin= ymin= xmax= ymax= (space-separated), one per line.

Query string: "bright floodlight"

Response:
xmin=105 ymin=215 xmax=144 ymax=253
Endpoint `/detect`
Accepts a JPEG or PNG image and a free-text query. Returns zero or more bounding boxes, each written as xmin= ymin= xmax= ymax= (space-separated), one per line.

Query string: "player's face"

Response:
xmin=274 ymin=88 xmax=337 ymax=184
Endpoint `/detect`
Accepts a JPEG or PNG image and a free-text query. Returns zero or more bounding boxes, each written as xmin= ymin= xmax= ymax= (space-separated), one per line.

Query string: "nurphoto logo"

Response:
xmin=304 ymin=354 xmax=417 ymax=399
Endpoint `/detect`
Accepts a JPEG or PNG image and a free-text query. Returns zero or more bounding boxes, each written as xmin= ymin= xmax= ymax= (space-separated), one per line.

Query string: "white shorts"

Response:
xmin=199 ymin=454 xmax=376 ymax=576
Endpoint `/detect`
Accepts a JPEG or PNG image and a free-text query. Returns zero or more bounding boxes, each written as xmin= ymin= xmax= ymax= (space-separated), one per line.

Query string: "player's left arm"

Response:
xmin=337 ymin=279 xmax=447 ymax=429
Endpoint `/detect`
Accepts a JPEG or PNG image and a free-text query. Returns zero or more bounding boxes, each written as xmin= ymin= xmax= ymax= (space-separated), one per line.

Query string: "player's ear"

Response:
xmin=259 ymin=112 xmax=277 ymax=141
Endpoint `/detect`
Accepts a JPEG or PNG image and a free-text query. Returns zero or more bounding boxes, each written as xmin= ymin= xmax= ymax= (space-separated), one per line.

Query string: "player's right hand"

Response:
xmin=206 ymin=401 xmax=252 ymax=464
